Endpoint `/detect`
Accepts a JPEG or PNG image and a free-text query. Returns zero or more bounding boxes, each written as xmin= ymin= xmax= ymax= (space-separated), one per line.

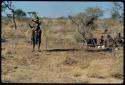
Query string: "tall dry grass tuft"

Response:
xmin=110 ymin=50 xmax=123 ymax=79
xmin=87 ymin=59 xmax=112 ymax=79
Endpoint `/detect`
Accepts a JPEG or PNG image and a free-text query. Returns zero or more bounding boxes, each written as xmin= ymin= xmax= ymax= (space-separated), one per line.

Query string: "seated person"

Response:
xmin=105 ymin=35 xmax=114 ymax=48
xmin=114 ymin=33 xmax=124 ymax=47
xmin=115 ymin=33 xmax=123 ymax=44
xmin=99 ymin=35 xmax=105 ymax=45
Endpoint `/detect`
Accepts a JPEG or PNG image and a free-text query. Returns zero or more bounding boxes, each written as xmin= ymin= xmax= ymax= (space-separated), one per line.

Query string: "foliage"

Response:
xmin=85 ymin=7 xmax=104 ymax=19
xmin=111 ymin=2 xmax=123 ymax=23
xmin=69 ymin=12 xmax=97 ymax=40
xmin=2 ymin=1 xmax=17 ymax=29
xmin=1 ymin=3 xmax=7 ymax=12
xmin=27 ymin=11 xmax=38 ymax=18
xmin=14 ymin=9 xmax=27 ymax=19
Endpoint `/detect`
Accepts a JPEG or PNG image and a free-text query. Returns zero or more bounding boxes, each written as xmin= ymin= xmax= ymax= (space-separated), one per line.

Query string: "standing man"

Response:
xmin=29 ymin=16 xmax=42 ymax=52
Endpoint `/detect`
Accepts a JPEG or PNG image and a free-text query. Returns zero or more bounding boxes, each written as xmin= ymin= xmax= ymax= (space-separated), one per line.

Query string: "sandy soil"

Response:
xmin=1 ymin=38 xmax=123 ymax=83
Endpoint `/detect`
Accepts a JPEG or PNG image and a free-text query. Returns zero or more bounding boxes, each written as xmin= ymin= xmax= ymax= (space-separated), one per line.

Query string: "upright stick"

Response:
xmin=43 ymin=27 xmax=48 ymax=50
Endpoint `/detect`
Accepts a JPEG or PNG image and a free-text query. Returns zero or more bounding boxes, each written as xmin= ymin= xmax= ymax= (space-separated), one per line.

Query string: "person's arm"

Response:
xmin=32 ymin=19 xmax=37 ymax=23
xmin=29 ymin=23 xmax=33 ymax=29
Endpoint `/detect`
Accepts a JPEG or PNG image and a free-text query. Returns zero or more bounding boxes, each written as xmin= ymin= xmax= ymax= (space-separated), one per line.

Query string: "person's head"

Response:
xmin=36 ymin=16 xmax=39 ymax=21
xmin=107 ymin=35 xmax=111 ymax=38
xmin=101 ymin=36 xmax=104 ymax=39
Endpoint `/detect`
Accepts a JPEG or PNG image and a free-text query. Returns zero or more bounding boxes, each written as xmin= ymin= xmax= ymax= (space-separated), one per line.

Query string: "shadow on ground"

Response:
xmin=85 ymin=48 xmax=113 ymax=53
xmin=44 ymin=48 xmax=80 ymax=52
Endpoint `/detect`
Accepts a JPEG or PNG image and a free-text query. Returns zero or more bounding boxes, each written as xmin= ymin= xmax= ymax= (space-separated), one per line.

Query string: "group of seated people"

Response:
xmin=99 ymin=33 xmax=124 ymax=48
xmin=85 ymin=33 xmax=124 ymax=49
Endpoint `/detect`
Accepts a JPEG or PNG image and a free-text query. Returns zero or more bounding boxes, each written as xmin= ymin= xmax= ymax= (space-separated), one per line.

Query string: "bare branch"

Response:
xmin=3 ymin=1 xmax=17 ymax=29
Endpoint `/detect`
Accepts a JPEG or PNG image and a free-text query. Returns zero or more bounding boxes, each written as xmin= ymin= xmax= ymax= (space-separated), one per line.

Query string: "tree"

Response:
xmin=1 ymin=2 xmax=7 ymax=12
xmin=111 ymin=2 xmax=123 ymax=23
xmin=2 ymin=1 xmax=17 ymax=29
xmin=68 ymin=7 xmax=104 ymax=44
xmin=68 ymin=12 xmax=97 ymax=43
xmin=86 ymin=7 xmax=104 ymax=19
xmin=27 ymin=11 xmax=37 ymax=18
xmin=14 ymin=9 xmax=27 ymax=19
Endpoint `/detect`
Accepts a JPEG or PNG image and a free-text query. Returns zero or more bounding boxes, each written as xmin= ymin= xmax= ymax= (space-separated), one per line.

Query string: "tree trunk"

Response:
xmin=12 ymin=10 xmax=17 ymax=29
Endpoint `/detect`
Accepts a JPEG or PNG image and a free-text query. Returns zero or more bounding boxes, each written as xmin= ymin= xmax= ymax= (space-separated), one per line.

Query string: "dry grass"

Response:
xmin=110 ymin=50 xmax=124 ymax=79
xmin=87 ymin=59 xmax=112 ymax=78
xmin=1 ymin=18 xmax=124 ymax=83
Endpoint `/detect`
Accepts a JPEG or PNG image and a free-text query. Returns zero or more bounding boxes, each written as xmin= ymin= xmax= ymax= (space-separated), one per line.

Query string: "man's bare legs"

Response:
xmin=38 ymin=43 xmax=41 ymax=52
xmin=32 ymin=42 xmax=35 ymax=52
